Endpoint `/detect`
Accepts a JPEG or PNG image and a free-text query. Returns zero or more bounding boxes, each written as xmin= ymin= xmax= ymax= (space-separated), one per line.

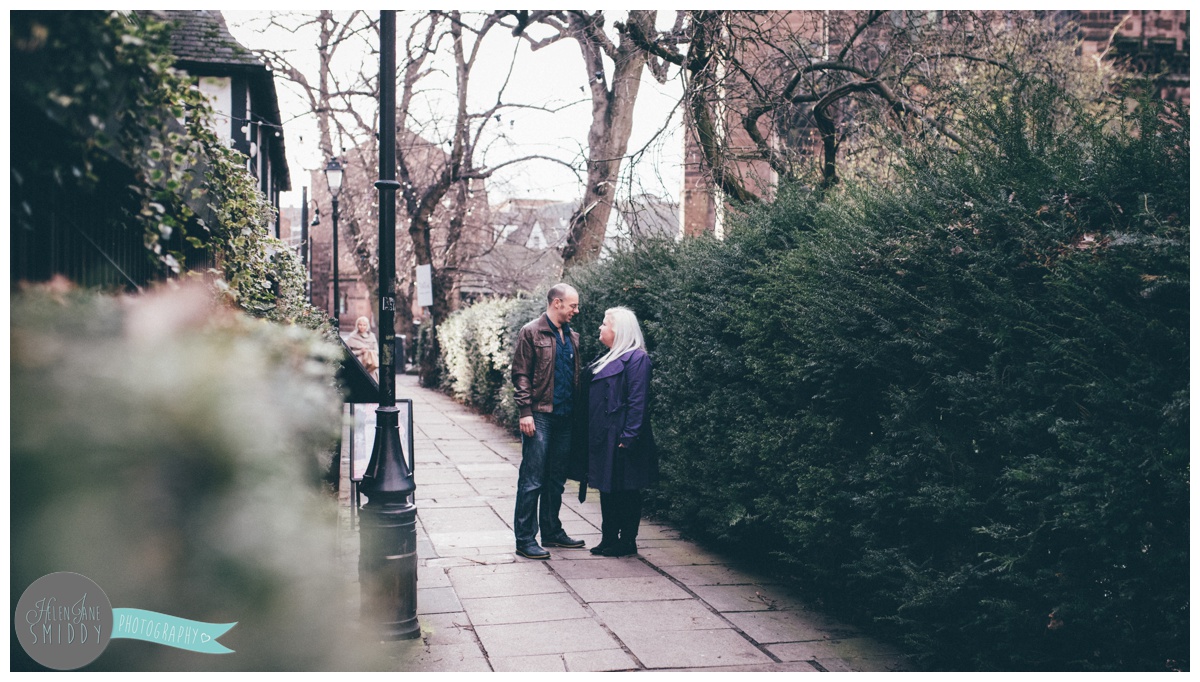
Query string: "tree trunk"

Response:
xmin=560 ymin=11 xmax=653 ymax=267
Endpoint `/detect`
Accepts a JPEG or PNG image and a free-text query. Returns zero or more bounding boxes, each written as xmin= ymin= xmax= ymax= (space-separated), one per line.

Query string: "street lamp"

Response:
xmin=358 ymin=9 xmax=419 ymax=641
xmin=325 ymin=157 xmax=344 ymax=330
xmin=301 ymin=186 xmax=313 ymax=301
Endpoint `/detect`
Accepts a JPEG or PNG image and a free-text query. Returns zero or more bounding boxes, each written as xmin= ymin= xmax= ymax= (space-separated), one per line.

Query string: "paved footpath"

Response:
xmin=337 ymin=374 xmax=909 ymax=672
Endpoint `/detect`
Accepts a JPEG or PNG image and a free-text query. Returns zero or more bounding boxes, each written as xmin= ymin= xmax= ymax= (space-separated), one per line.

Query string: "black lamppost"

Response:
xmin=358 ymin=9 xmax=419 ymax=641
xmin=300 ymin=186 xmax=311 ymax=300
xmin=325 ymin=157 xmax=344 ymax=330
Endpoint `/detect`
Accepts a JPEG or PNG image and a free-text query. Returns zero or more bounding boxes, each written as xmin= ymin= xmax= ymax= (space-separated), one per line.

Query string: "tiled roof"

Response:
xmin=159 ymin=10 xmax=263 ymax=68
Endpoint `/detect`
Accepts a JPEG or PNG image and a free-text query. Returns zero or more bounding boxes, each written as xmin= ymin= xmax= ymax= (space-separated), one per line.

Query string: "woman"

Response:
xmin=347 ymin=316 xmax=379 ymax=381
xmin=587 ymin=307 xmax=656 ymax=557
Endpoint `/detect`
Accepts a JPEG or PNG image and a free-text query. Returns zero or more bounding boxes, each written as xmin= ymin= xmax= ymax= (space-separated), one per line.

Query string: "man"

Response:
xmin=510 ymin=283 xmax=587 ymax=559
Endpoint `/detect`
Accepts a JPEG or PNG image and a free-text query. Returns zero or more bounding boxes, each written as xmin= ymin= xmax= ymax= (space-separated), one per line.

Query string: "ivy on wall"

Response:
xmin=11 ymin=10 xmax=327 ymax=332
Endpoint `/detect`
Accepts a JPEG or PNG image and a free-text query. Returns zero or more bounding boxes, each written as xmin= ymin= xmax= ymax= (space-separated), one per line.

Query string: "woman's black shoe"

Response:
xmin=590 ymin=539 xmax=617 ymax=555
xmin=599 ymin=541 xmax=637 ymax=557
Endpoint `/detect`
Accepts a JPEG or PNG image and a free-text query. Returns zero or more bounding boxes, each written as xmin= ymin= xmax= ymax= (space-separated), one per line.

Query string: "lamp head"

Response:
xmin=324 ymin=157 xmax=344 ymax=199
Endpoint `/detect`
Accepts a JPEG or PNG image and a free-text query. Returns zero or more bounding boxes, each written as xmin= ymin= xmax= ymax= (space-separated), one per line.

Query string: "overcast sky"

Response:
xmin=225 ymin=11 xmax=685 ymax=211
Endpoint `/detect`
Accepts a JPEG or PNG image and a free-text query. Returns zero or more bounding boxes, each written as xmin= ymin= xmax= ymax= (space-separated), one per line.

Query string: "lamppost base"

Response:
xmin=358 ymin=499 xmax=420 ymax=640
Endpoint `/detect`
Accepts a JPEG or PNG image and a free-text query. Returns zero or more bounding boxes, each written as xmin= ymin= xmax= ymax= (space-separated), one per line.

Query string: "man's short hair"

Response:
xmin=546 ymin=283 xmax=575 ymax=304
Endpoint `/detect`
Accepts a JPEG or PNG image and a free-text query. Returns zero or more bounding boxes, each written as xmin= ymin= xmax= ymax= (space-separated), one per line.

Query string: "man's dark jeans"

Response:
xmin=514 ymin=412 xmax=570 ymax=547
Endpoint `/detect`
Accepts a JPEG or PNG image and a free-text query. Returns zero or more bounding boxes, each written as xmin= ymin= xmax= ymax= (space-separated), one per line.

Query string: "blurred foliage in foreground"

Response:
xmin=11 ymin=283 xmax=385 ymax=670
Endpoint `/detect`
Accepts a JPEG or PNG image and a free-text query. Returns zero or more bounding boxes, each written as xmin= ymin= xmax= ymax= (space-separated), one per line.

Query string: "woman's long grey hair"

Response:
xmin=591 ymin=306 xmax=645 ymax=374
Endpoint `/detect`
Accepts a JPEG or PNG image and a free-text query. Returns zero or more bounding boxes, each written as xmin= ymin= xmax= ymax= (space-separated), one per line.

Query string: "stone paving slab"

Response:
xmin=416 ymin=483 xmax=479 ymax=500
xmin=823 ymin=636 xmax=909 ymax=672
xmin=416 ymin=586 xmax=463 ymax=615
xmin=690 ymin=583 xmax=805 ymax=613
xmin=483 ymin=501 xmax=514 ymax=522
xmin=565 ymin=575 xmax=693 ymax=603
xmin=660 ymin=563 xmax=779 ymax=587
xmin=433 ymin=449 xmax=505 ymax=463
xmin=457 ymin=462 xmax=519 ymax=478
xmin=427 ymin=530 xmax=516 ymax=553
xmin=768 ymin=640 xmax=844 ymax=662
xmin=491 ymin=654 xmax=566 ymax=672
xmin=590 ymin=599 xmax=728 ymax=633
xmin=725 ymin=609 xmax=845 ymax=644
xmin=659 ymin=662 xmax=821 ymax=672
xmin=386 ymin=642 xmax=492 ymax=672
xmin=417 ymin=495 xmax=491 ymax=509
xmin=473 ymin=618 xmax=619 ymax=658
xmin=448 ymin=568 xmax=565 ymax=600
xmin=417 ymin=612 xmax=478 ymax=647
xmin=419 ymin=506 xmax=510 ymax=532
xmin=814 ymin=656 xmax=855 ymax=672
xmin=636 ymin=542 xmax=725 ymax=566
xmin=622 ymin=628 xmax=774 ymax=669
xmin=564 ymin=648 xmax=639 ymax=672
xmin=416 ymin=539 xmax=437 ymax=558
xmin=555 ymin=505 xmax=591 ymax=526
xmin=531 ymin=539 xmax=605 ymax=560
xmin=483 ymin=444 xmax=522 ymax=460
xmin=540 ymin=547 xmax=592 ymax=561
xmin=436 ymin=546 xmax=522 ymax=560
xmin=461 ymin=592 xmax=591 ymax=626
xmin=548 ymin=558 xmax=660 ymax=580
xmin=467 ymin=481 xmax=518 ymax=497
xmin=627 ymin=523 xmax=680 ymax=541
xmin=448 ymin=561 xmax=557 ymax=576
xmin=417 ymin=565 xmax=451 ymax=589
xmin=419 ymin=424 xmax=475 ymax=437
xmin=417 ymin=468 xmax=469 ymax=485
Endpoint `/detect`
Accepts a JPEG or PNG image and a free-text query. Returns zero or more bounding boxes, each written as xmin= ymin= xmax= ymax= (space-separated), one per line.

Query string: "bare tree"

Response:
xmin=238 ymin=11 xmax=570 ymax=385
xmin=395 ymin=11 xmax=579 ymax=385
xmin=622 ymin=10 xmax=1114 ymax=199
xmin=244 ymin=11 xmax=406 ymax=327
xmin=503 ymin=10 xmax=661 ymax=267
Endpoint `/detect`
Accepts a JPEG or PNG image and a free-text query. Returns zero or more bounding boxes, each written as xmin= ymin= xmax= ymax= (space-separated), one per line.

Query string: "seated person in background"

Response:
xmin=347 ymin=316 xmax=379 ymax=381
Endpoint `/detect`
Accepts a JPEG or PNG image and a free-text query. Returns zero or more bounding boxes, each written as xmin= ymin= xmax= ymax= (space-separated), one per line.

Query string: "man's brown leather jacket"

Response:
xmin=511 ymin=313 xmax=581 ymax=418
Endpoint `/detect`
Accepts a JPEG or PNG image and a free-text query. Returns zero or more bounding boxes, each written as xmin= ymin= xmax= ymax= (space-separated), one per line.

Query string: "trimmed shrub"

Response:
xmin=435 ymin=294 xmax=544 ymax=430
xmin=599 ymin=87 xmax=1183 ymax=670
xmin=439 ymin=297 xmax=522 ymax=414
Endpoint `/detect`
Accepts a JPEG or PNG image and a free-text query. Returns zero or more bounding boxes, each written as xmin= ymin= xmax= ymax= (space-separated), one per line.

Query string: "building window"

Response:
xmin=525 ymin=225 xmax=547 ymax=250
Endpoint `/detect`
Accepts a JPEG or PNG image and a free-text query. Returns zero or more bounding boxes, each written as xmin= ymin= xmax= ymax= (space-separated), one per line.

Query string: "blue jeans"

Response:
xmin=514 ymin=412 xmax=571 ymax=547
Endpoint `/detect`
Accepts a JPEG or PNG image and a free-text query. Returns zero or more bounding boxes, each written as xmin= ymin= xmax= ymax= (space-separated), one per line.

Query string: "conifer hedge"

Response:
xmin=437 ymin=86 xmax=1188 ymax=670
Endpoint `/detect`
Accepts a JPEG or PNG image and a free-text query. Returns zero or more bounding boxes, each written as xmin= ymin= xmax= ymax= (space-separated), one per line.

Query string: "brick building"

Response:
xmin=1074 ymin=10 xmax=1190 ymax=103
xmin=307 ymin=132 xmax=490 ymax=334
xmin=680 ymin=10 xmax=1190 ymax=237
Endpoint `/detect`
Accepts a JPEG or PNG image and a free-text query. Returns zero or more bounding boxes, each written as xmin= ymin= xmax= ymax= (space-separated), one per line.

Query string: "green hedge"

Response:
xmin=437 ymin=86 xmax=1188 ymax=670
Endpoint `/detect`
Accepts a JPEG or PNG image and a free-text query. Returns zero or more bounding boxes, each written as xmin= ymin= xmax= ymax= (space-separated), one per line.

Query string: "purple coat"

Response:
xmin=586 ymin=348 xmax=657 ymax=493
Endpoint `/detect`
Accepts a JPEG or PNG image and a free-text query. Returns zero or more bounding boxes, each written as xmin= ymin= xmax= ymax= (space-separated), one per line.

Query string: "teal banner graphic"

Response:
xmin=111 ymin=608 xmax=236 ymax=654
